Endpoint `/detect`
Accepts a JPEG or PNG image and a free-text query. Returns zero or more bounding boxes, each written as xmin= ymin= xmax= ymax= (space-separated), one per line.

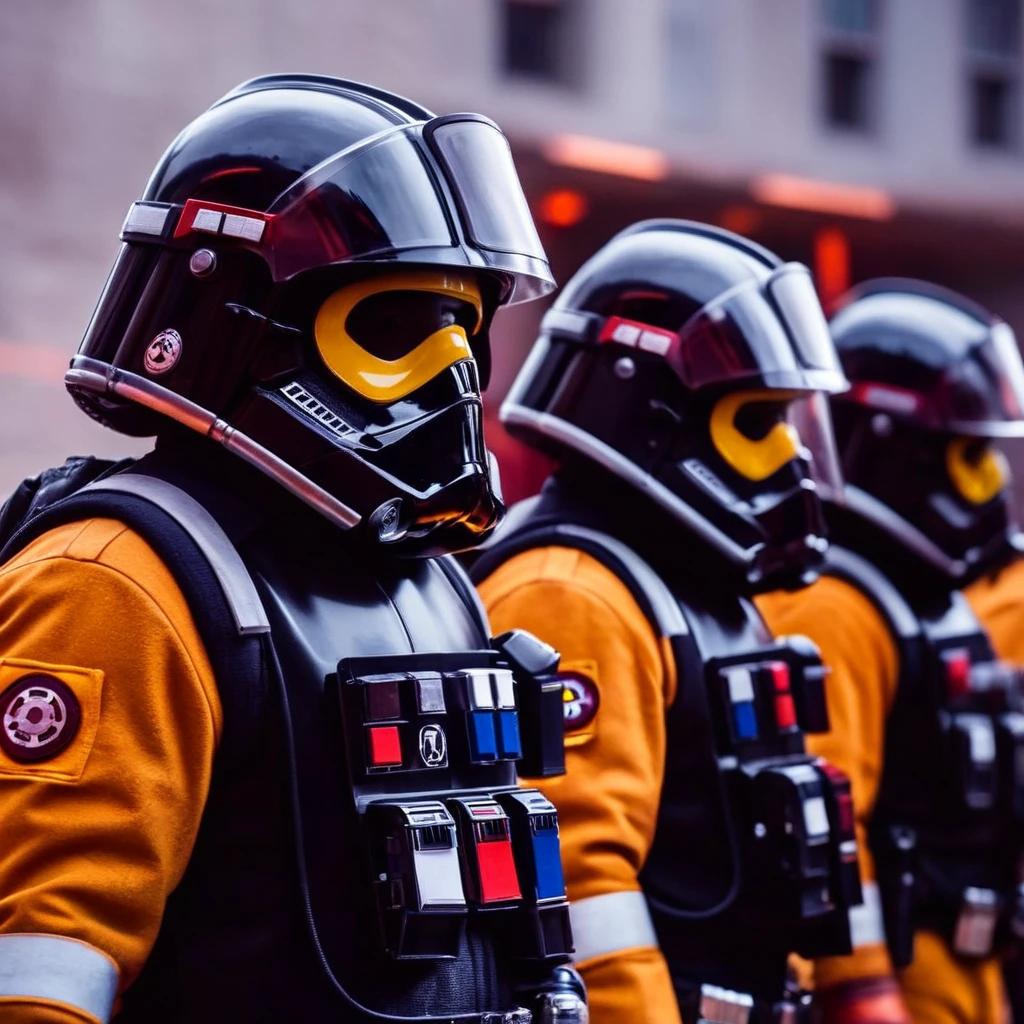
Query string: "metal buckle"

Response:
xmin=953 ymin=886 xmax=999 ymax=956
xmin=698 ymin=984 xmax=754 ymax=1024
xmin=537 ymin=992 xmax=589 ymax=1023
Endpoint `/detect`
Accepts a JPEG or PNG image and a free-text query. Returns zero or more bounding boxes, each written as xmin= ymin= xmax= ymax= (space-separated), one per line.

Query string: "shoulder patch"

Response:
xmin=1 ymin=674 xmax=81 ymax=762
xmin=0 ymin=659 xmax=103 ymax=781
xmin=561 ymin=670 xmax=600 ymax=731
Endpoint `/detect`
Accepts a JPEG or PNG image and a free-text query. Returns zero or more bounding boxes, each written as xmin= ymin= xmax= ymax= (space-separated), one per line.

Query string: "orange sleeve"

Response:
xmin=756 ymin=579 xmax=902 ymax=998
xmin=0 ymin=519 xmax=222 ymax=1024
xmin=965 ymin=558 xmax=1024 ymax=664
xmin=479 ymin=546 xmax=681 ymax=1024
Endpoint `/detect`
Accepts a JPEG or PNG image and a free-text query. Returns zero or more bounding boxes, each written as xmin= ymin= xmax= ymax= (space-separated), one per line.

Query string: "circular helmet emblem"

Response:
xmin=0 ymin=675 xmax=81 ymax=763
xmin=144 ymin=329 xmax=183 ymax=375
xmin=418 ymin=723 xmax=448 ymax=767
xmin=561 ymin=672 xmax=600 ymax=731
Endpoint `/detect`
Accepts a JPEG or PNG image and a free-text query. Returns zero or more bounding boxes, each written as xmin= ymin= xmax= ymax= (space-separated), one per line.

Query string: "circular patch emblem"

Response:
xmin=144 ymin=329 xmax=182 ymax=375
xmin=0 ymin=675 xmax=81 ymax=763
xmin=561 ymin=672 xmax=599 ymax=731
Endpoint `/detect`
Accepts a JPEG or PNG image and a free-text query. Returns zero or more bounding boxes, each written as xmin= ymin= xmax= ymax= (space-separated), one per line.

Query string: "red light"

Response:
xmin=539 ymin=189 xmax=589 ymax=228
xmin=943 ymin=649 xmax=972 ymax=698
xmin=775 ymin=693 xmax=798 ymax=730
xmin=477 ymin=836 xmax=522 ymax=903
xmin=367 ymin=725 xmax=403 ymax=767
xmin=814 ymin=227 xmax=851 ymax=310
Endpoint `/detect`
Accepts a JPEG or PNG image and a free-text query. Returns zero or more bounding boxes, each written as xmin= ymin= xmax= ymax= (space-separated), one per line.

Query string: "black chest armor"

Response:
xmin=824 ymin=545 xmax=1024 ymax=966
xmin=473 ymin=484 xmax=862 ymax=1021
xmin=1 ymin=450 xmax=573 ymax=1024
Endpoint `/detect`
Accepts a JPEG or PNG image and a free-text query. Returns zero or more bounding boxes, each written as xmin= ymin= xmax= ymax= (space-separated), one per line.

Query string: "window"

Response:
xmin=500 ymin=0 xmax=577 ymax=86
xmin=820 ymin=0 xmax=880 ymax=133
xmin=964 ymin=0 xmax=1020 ymax=149
xmin=823 ymin=0 xmax=876 ymax=33
xmin=825 ymin=53 xmax=872 ymax=129
xmin=967 ymin=0 xmax=1020 ymax=55
xmin=971 ymin=73 xmax=1016 ymax=145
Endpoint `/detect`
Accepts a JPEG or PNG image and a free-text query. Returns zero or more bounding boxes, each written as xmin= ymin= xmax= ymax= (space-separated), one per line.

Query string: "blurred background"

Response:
xmin=2 ymin=0 xmax=1024 ymax=502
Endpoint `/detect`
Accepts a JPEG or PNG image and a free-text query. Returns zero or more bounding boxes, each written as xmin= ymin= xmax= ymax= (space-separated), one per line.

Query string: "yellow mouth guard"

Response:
xmin=710 ymin=389 xmax=803 ymax=481
xmin=314 ymin=271 xmax=483 ymax=404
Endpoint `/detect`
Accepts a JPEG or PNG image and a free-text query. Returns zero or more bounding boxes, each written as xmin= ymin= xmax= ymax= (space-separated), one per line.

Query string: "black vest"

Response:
xmin=824 ymin=545 xmax=1024 ymax=966
xmin=472 ymin=484 xmax=861 ymax=1017
xmin=2 ymin=448 xmax=571 ymax=1024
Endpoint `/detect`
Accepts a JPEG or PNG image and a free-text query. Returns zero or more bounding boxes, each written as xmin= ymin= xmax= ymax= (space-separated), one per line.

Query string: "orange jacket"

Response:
xmin=966 ymin=557 xmax=1024 ymax=664
xmin=758 ymin=578 xmax=1006 ymax=1024
xmin=0 ymin=519 xmax=221 ymax=1023
xmin=479 ymin=544 xmax=681 ymax=1024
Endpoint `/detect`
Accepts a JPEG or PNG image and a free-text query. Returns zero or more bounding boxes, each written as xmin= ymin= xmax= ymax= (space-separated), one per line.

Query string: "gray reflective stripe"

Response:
xmin=0 ymin=934 xmax=118 ymax=1022
xmin=569 ymin=890 xmax=658 ymax=964
xmin=849 ymin=881 xmax=887 ymax=948
xmin=85 ymin=474 xmax=270 ymax=636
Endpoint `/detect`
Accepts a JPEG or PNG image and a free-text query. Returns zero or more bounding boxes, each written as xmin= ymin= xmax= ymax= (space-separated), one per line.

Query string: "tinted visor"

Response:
xmin=264 ymin=118 xmax=552 ymax=301
xmin=788 ymin=391 xmax=846 ymax=503
xmin=945 ymin=323 xmax=1024 ymax=437
xmin=668 ymin=263 xmax=848 ymax=394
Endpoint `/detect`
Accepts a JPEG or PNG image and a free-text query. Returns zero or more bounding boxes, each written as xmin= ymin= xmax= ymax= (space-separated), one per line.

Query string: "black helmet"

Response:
xmin=65 ymin=74 xmax=554 ymax=556
xmin=501 ymin=219 xmax=850 ymax=592
xmin=828 ymin=278 xmax=1024 ymax=585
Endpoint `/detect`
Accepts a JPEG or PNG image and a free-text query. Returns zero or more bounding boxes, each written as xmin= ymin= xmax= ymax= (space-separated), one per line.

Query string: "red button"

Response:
xmin=367 ymin=725 xmax=402 ymax=767
xmin=477 ymin=835 xmax=522 ymax=903
xmin=767 ymin=661 xmax=790 ymax=692
xmin=943 ymin=649 xmax=971 ymax=698
xmin=775 ymin=693 xmax=798 ymax=730
xmin=837 ymin=792 xmax=855 ymax=835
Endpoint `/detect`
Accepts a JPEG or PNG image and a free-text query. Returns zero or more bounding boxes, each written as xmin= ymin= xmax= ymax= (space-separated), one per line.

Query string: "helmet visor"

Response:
xmin=668 ymin=263 xmax=848 ymax=394
xmin=788 ymin=391 xmax=846 ymax=503
xmin=260 ymin=118 xmax=552 ymax=301
xmin=945 ymin=323 xmax=1024 ymax=437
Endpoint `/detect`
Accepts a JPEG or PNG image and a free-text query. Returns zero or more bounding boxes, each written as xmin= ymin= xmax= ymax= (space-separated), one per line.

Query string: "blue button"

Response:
xmin=497 ymin=711 xmax=522 ymax=760
xmin=468 ymin=711 xmax=499 ymax=761
xmin=531 ymin=827 xmax=565 ymax=900
xmin=732 ymin=701 xmax=758 ymax=741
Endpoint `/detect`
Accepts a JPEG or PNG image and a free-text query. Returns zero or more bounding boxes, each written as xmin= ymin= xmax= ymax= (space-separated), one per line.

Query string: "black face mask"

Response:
xmin=837 ymin=413 xmax=1017 ymax=584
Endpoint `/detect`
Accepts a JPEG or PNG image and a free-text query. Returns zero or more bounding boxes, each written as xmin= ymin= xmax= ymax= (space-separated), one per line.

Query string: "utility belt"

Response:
xmin=335 ymin=633 xmax=574 ymax=965
xmin=675 ymin=980 xmax=812 ymax=1024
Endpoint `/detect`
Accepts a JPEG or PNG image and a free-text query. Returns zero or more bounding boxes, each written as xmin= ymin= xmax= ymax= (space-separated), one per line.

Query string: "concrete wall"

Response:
xmin=2 ymin=0 xmax=1024 ymax=493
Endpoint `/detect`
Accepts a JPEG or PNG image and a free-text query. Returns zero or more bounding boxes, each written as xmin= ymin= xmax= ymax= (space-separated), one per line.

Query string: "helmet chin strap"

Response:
xmin=65 ymin=355 xmax=363 ymax=532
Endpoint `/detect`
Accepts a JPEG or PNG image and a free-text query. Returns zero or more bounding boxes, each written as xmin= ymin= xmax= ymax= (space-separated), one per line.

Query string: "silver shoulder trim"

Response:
xmin=0 ymin=933 xmax=119 ymax=1023
xmin=569 ymin=890 xmax=659 ymax=964
xmin=501 ymin=404 xmax=754 ymax=568
xmin=549 ymin=523 xmax=689 ymax=638
xmin=85 ymin=474 xmax=271 ymax=636
xmin=849 ymin=881 xmax=887 ymax=949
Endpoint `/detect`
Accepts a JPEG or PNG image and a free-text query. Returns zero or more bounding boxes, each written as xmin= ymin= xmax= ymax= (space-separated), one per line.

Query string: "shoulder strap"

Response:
xmin=0 ymin=471 xmax=269 ymax=764
xmin=823 ymin=546 xmax=921 ymax=641
xmin=472 ymin=517 xmax=689 ymax=641
xmin=84 ymin=475 xmax=270 ymax=636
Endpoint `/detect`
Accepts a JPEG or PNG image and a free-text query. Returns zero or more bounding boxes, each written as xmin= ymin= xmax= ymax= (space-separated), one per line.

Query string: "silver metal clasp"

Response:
xmin=953 ymin=886 xmax=999 ymax=956
xmin=538 ymin=992 xmax=589 ymax=1024
xmin=698 ymin=983 xmax=754 ymax=1024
